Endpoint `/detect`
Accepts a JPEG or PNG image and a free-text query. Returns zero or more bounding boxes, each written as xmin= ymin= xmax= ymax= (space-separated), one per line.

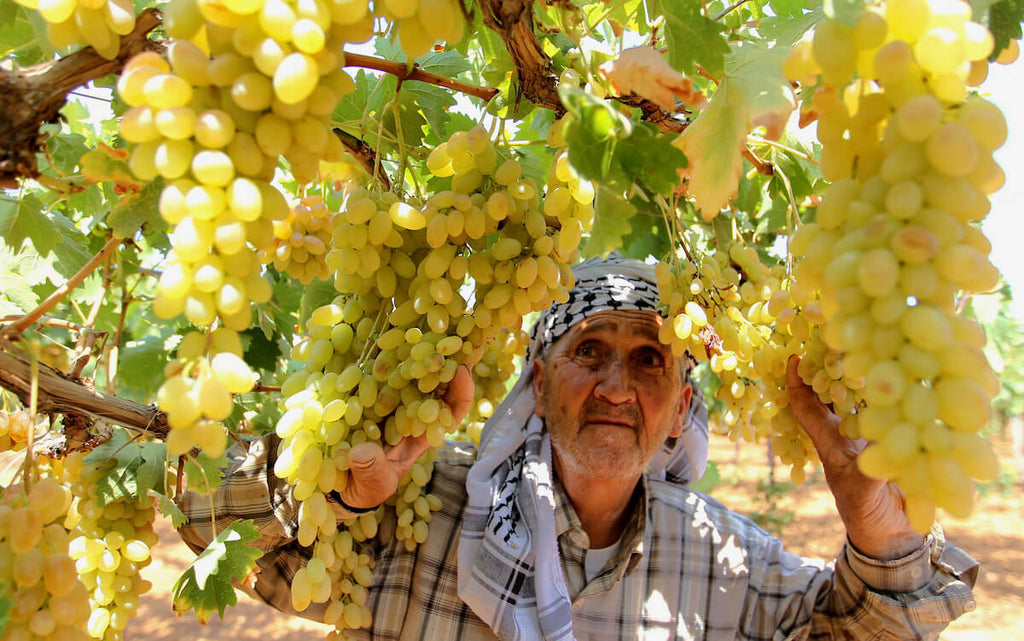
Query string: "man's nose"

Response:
xmin=593 ymin=357 xmax=636 ymax=404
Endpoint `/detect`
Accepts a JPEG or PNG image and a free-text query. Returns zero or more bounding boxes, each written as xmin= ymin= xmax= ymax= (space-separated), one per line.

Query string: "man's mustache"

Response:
xmin=580 ymin=402 xmax=642 ymax=428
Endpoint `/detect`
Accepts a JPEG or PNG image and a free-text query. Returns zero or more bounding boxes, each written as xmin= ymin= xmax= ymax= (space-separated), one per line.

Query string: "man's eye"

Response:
xmin=575 ymin=341 xmax=600 ymax=358
xmin=636 ymin=348 xmax=665 ymax=368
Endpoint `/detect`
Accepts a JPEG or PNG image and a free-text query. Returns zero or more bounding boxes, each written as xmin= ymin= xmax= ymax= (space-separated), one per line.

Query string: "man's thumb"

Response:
xmin=342 ymin=442 xmax=398 ymax=509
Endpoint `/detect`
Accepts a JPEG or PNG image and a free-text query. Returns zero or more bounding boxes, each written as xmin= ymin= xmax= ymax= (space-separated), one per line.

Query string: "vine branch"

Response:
xmin=1 ymin=235 xmax=122 ymax=339
xmin=343 ymin=52 xmax=500 ymax=103
xmin=0 ymin=349 xmax=169 ymax=436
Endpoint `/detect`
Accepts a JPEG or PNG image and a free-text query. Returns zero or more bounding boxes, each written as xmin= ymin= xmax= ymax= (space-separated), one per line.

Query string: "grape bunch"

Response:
xmin=12 ymin=0 xmax=135 ymax=59
xmin=158 ymin=328 xmax=256 ymax=458
xmin=448 ymin=329 xmax=525 ymax=445
xmin=374 ymin=0 xmax=465 ymax=59
xmin=0 ymin=476 xmax=92 ymax=641
xmin=654 ymin=245 xmax=781 ymax=435
xmin=780 ymin=0 xmax=1004 ymax=530
xmin=260 ymin=194 xmax=336 ymax=284
xmin=0 ymin=409 xmax=41 ymax=455
xmin=273 ymin=126 xmax=593 ymax=635
xmin=63 ymin=452 xmax=158 ymax=641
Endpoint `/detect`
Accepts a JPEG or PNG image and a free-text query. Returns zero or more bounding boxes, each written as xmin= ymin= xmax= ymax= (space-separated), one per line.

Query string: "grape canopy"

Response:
xmin=0 ymin=0 xmax=1021 ymax=637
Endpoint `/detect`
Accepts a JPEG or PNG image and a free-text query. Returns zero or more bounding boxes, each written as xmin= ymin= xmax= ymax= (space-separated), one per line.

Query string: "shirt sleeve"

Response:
xmin=752 ymin=521 xmax=979 ymax=641
xmin=807 ymin=525 xmax=979 ymax=639
xmin=175 ymin=434 xmax=367 ymax=621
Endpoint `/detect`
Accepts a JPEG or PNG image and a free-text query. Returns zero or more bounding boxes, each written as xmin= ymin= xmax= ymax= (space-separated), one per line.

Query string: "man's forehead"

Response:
xmin=568 ymin=310 xmax=664 ymax=336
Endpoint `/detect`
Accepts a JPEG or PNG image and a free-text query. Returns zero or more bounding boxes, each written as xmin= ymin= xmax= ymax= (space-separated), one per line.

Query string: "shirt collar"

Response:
xmin=552 ymin=472 xmax=649 ymax=574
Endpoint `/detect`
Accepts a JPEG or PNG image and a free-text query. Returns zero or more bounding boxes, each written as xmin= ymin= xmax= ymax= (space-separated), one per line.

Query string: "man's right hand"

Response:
xmin=338 ymin=364 xmax=475 ymax=510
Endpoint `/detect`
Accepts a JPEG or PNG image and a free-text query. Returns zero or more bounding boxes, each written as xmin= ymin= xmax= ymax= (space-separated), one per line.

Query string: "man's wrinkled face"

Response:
xmin=532 ymin=309 xmax=692 ymax=481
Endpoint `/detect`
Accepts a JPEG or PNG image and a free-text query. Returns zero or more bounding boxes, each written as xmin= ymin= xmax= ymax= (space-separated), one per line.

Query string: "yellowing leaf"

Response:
xmin=678 ymin=43 xmax=796 ymax=219
xmin=598 ymin=46 xmax=706 ymax=111
xmin=80 ymin=144 xmax=141 ymax=190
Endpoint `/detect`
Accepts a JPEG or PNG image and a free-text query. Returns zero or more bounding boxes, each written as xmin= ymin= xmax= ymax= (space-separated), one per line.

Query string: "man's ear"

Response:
xmin=531 ymin=359 xmax=546 ymax=418
xmin=669 ymin=383 xmax=693 ymax=439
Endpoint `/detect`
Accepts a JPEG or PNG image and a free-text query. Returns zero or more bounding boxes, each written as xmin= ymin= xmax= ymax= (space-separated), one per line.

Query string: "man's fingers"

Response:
xmin=443 ymin=365 xmax=475 ymax=425
xmin=385 ymin=433 xmax=431 ymax=472
xmin=343 ymin=442 xmax=398 ymax=509
xmin=786 ymin=356 xmax=841 ymax=443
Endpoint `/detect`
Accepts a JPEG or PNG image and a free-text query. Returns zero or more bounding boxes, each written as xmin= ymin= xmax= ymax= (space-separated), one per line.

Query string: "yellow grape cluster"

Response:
xmin=260 ymin=194 xmax=335 ymax=283
xmin=0 ymin=409 xmax=40 ymax=454
xmin=655 ymin=249 xmax=777 ymax=418
xmin=0 ymin=476 xmax=91 ymax=641
xmin=274 ymin=126 xmax=593 ymax=635
xmin=781 ymin=0 xmax=1004 ymax=530
xmin=13 ymin=0 xmax=134 ymax=59
xmin=158 ymin=328 xmax=256 ymax=457
xmin=373 ymin=0 xmax=464 ymax=59
xmin=63 ymin=453 xmax=158 ymax=641
xmin=448 ymin=329 xmax=525 ymax=445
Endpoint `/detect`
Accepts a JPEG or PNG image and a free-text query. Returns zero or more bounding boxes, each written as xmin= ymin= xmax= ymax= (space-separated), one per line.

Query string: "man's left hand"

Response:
xmin=786 ymin=357 xmax=925 ymax=560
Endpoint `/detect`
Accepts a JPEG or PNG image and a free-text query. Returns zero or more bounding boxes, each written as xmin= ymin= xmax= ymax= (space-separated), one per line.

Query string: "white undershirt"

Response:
xmin=584 ymin=540 xmax=622 ymax=583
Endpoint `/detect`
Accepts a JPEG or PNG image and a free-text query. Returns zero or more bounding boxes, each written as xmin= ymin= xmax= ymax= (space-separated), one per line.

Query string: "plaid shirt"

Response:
xmin=177 ymin=437 xmax=979 ymax=641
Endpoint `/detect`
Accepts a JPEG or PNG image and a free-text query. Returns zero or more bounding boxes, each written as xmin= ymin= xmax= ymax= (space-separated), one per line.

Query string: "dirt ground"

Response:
xmin=134 ymin=432 xmax=1024 ymax=640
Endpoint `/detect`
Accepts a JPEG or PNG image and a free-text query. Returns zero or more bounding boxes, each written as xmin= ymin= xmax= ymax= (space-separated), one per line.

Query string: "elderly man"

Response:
xmin=178 ymin=255 xmax=978 ymax=640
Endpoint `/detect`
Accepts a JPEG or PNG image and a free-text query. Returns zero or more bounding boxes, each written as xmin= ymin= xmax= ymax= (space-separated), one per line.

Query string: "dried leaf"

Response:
xmin=599 ymin=46 xmax=706 ymax=111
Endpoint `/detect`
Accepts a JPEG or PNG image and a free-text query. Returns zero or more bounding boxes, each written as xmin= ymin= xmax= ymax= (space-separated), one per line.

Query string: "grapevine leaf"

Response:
xmin=44 ymin=132 xmax=89 ymax=175
xmin=0 ymin=2 xmax=35 ymax=58
xmin=117 ymin=335 xmax=168 ymax=393
xmin=83 ymin=430 xmax=168 ymax=506
xmin=769 ymin=146 xmax=815 ymax=201
xmin=418 ymin=50 xmax=473 ymax=78
xmin=184 ymin=452 xmax=228 ymax=496
xmin=108 ymin=179 xmax=166 ymax=239
xmin=241 ymin=327 xmax=283 ymax=375
xmin=0 ymin=193 xmax=48 ymax=252
xmin=149 ymin=489 xmax=189 ymax=528
xmin=0 ymin=581 xmax=11 ymax=637
xmin=758 ymin=7 xmax=823 ymax=46
xmin=583 ymin=187 xmax=638 ymax=257
xmin=611 ymin=124 xmax=688 ymax=195
xmin=472 ymin=19 xmax=516 ymax=88
xmin=402 ymin=83 xmax=455 ymax=148
xmin=0 ymin=2 xmax=48 ymax=63
xmin=60 ymin=101 xmax=94 ymax=140
xmin=0 ymin=246 xmax=41 ymax=313
xmin=985 ymin=0 xmax=1024 ymax=55
xmin=172 ymin=520 xmax=263 ymax=623
xmin=560 ymin=86 xmax=687 ymax=196
xmin=81 ymin=144 xmax=142 ymax=190
xmin=678 ymin=42 xmax=796 ymax=218
xmin=298 ymin=277 xmax=337 ymax=330
xmin=823 ymin=0 xmax=865 ymax=25
xmin=652 ymin=0 xmax=730 ymax=77
xmin=247 ymin=400 xmax=282 ymax=436
xmin=619 ymin=203 xmax=671 ymax=260
xmin=767 ymin=0 xmax=812 ymax=19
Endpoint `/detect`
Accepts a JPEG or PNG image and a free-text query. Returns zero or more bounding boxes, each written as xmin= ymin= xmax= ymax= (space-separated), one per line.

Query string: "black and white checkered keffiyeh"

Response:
xmin=457 ymin=255 xmax=710 ymax=641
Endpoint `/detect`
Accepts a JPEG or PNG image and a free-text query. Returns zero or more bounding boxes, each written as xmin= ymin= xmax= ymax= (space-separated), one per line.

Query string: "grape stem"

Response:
xmin=712 ymin=0 xmax=754 ymax=22
xmin=333 ymin=129 xmax=391 ymax=191
xmin=70 ymin=255 xmax=115 ymax=378
xmin=1 ymin=235 xmax=122 ymax=339
xmin=343 ymin=52 xmax=500 ymax=103
xmin=747 ymin=135 xmax=821 ymax=166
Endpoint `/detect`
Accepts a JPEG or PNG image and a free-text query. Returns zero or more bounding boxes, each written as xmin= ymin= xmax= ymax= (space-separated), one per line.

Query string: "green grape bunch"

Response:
xmin=781 ymin=0 xmax=1004 ymax=531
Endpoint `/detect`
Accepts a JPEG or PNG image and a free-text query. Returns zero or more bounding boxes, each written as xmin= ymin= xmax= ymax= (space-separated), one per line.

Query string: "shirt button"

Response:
xmin=910 ymin=566 xmax=923 ymax=580
xmin=964 ymin=602 xmax=976 ymax=612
